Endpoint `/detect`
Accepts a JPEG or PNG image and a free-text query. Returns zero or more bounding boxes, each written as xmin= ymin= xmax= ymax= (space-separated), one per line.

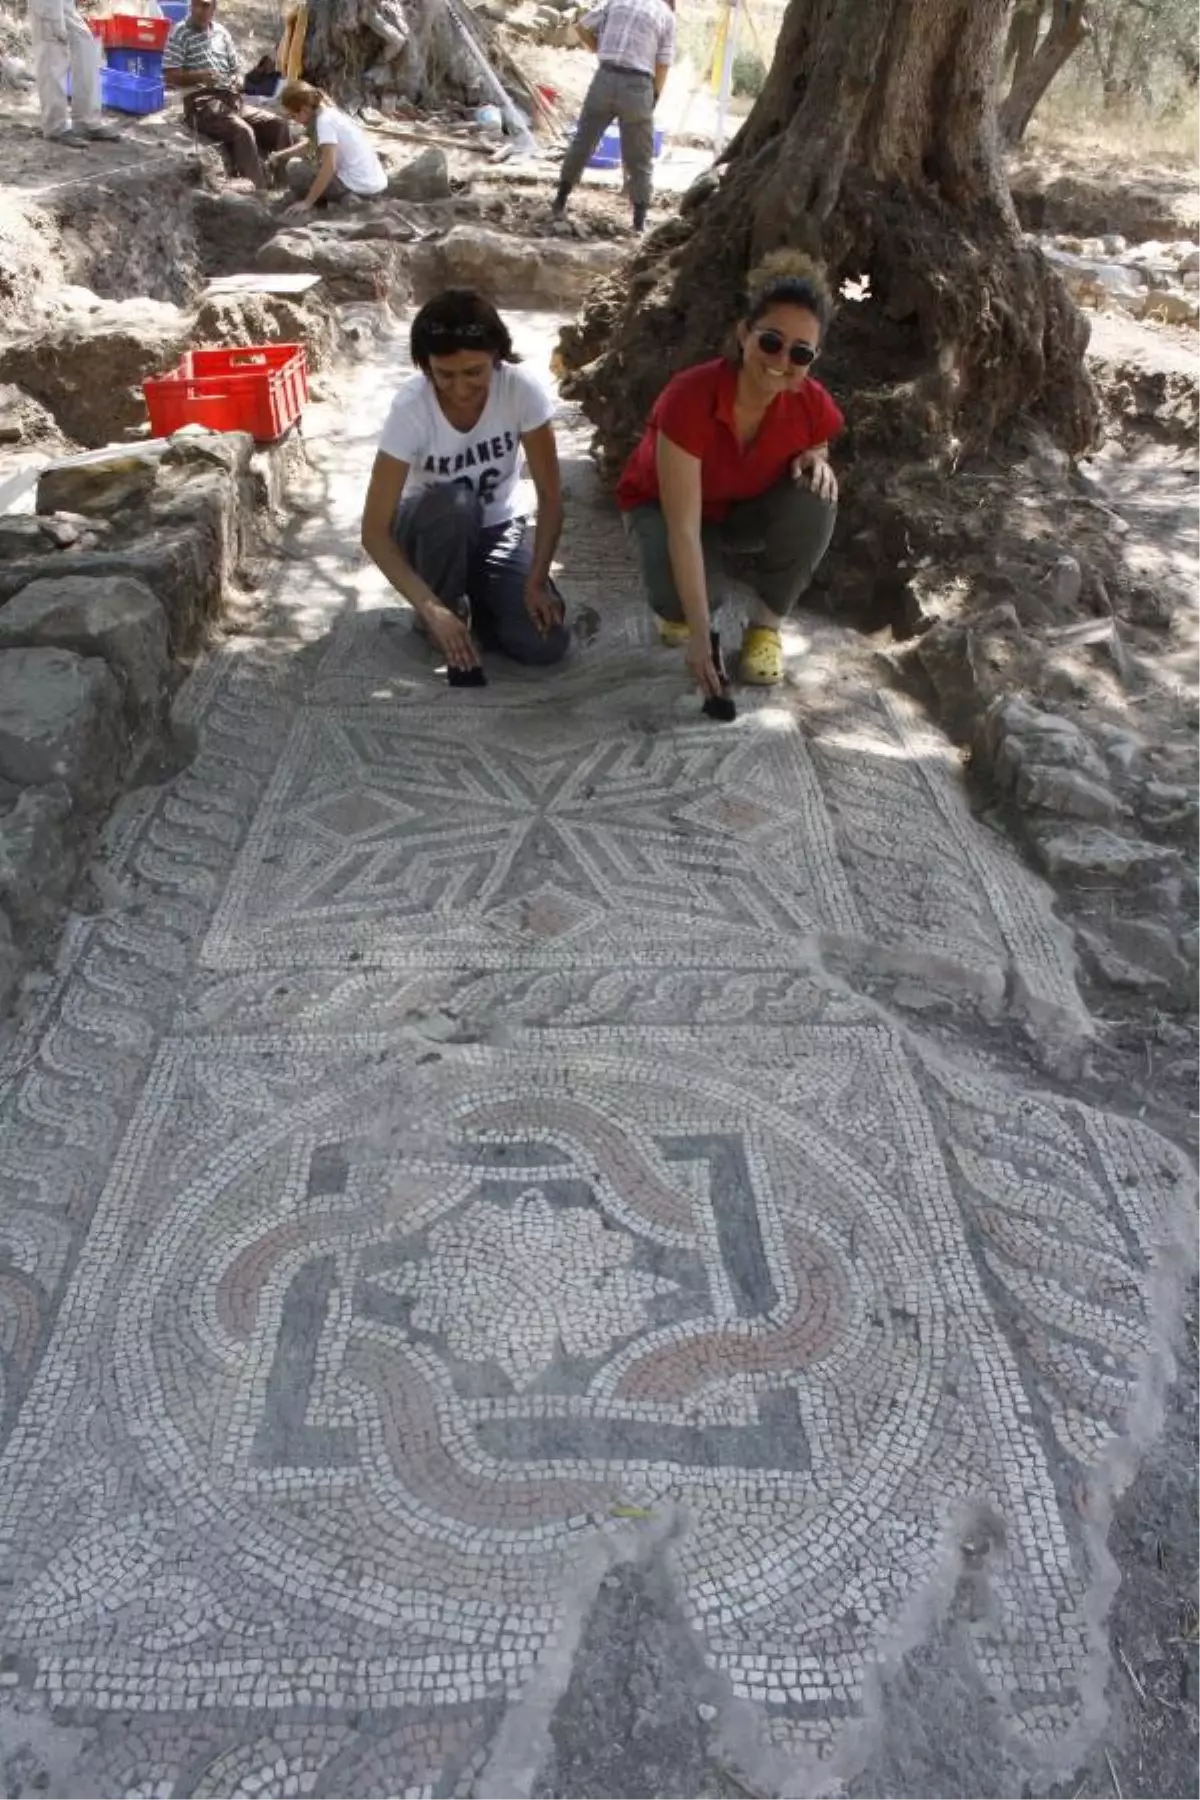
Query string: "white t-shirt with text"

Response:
xmin=378 ymin=362 xmax=555 ymax=527
xmin=315 ymin=106 xmax=387 ymax=196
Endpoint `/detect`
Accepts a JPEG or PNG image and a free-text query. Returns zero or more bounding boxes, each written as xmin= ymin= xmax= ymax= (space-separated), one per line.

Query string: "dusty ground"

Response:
xmin=0 ymin=0 xmax=724 ymax=241
xmin=1011 ymin=131 xmax=1200 ymax=242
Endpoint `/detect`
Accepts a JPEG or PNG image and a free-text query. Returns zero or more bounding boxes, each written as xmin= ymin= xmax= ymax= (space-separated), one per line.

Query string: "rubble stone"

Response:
xmin=256 ymin=229 xmax=410 ymax=305
xmin=0 ymin=782 xmax=76 ymax=944
xmin=0 ymin=299 xmax=190 ymax=447
xmin=986 ymin=695 xmax=1110 ymax=782
xmin=410 ymin=226 xmax=623 ymax=307
xmin=0 ymin=381 xmax=61 ymax=447
xmin=0 ymin=517 xmax=71 ymax=560
xmin=1043 ymin=246 xmax=1149 ymax=315
xmin=1031 ymin=822 xmax=1181 ymax=887
xmin=192 ymin=289 xmax=338 ymax=375
xmin=193 ymin=189 xmax=281 ymax=278
xmin=0 ymin=648 xmax=126 ymax=808
xmin=386 ymin=148 xmax=452 ymax=204
xmin=0 ymin=574 xmax=169 ymax=723
xmin=0 ymin=907 xmax=17 ymax=1012
xmin=1142 ymin=289 xmax=1200 ymax=327
xmin=4 ymin=434 xmax=264 ymax=652
xmin=1015 ymin=765 xmax=1122 ymax=823
xmin=1078 ymin=917 xmax=1193 ymax=999
xmin=37 ymin=448 xmax=166 ymax=519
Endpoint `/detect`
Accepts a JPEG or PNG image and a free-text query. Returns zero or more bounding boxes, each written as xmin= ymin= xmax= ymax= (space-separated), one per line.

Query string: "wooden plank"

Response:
xmin=368 ymin=118 xmax=499 ymax=156
xmin=204 ymin=273 xmax=324 ymax=297
xmin=40 ymin=440 xmax=172 ymax=471
xmin=0 ymin=466 xmax=42 ymax=516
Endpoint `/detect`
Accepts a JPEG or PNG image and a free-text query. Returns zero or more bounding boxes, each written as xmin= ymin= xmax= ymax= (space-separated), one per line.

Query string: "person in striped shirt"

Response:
xmin=163 ymin=0 xmax=296 ymax=189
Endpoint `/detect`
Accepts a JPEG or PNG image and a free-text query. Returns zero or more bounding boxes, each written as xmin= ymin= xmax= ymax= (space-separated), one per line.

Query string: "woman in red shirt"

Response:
xmin=617 ymin=250 xmax=842 ymax=693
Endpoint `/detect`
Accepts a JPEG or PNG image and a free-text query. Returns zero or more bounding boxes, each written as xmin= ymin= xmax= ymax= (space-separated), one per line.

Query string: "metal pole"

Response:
xmin=443 ymin=0 xmax=537 ymax=156
xmin=714 ymin=0 xmax=741 ymax=153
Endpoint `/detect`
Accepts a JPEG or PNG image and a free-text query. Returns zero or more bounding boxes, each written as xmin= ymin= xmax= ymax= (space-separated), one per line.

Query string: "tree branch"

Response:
xmin=998 ymin=0 xmax=1089 ymax=144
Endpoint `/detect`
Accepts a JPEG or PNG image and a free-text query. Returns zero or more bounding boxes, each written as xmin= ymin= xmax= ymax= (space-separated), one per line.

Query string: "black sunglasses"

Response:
xmin=751 ymin=328 xmax=818 ymax=367
xmin=426 ymin=322 xmax=487 ymax=339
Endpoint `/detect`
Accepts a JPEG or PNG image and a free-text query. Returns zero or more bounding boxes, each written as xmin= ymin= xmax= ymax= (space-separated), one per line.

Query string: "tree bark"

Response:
xmin=302 ymin=0 xmax=488 ymax=109
xmin=998 ymin=0 xmax=1090 ymax=143
xmin=559 ymin=0 xmax=1099 ymax=483
xmin=1004 ymin=0 xmax=1044 ymax=84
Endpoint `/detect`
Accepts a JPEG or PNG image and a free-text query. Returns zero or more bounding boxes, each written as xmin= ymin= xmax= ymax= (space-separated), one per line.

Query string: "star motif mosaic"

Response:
xmin=201 ymin=707 xmax=860 ymax=970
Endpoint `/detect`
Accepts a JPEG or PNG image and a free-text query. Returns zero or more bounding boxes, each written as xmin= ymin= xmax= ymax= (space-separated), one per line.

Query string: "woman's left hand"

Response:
xmin=792 ymin=452 xmax=838 ymax=504
xmin=284 ymin=200 xmax=313 ymax=220
xmin=524 ymin=577 xmax=564 ymax=637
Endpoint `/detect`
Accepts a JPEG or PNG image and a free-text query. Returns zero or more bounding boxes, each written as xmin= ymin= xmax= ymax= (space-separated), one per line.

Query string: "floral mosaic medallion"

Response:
xmin=382 ymin=1191 xmax=678 ymax=1388
xmin=1 ymin=1024 xmax=1182 ymax=1767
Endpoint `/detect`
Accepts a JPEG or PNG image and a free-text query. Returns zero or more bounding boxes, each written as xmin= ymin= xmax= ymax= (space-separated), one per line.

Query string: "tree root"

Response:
xmin=558 ymin=165 xmax=1099 ymax=483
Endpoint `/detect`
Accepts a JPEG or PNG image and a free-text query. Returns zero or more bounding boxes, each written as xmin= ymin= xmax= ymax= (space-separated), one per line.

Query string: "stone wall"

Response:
xmin=0 ymin=431 xmax=292 ymax=1011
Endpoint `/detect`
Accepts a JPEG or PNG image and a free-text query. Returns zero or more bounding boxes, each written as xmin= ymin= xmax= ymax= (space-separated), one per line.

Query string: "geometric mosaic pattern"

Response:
xmin=0 ymin=1027 xmax=1186 ymax=1771
xmin=201 ymin=704 xmax=861 ymax=969
xmin=0 ymin=341 xmax=1191 ymax=1797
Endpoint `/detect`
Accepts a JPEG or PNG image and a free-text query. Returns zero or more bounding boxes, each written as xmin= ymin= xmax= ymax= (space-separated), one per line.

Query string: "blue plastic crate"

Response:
xmin=106 ymin=46 xmax=164 ymax=78
xmin=160 ymin=1 xmax=188 ymax=20
xmin=587 ymin=125 xmax=664 ymax=170
xmin=67 ymin=62 xmax=165 ymax=113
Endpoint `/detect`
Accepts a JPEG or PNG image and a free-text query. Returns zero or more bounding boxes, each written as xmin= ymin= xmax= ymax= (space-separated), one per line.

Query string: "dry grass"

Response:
xmin=1029 ymin=78 xmax=1199 ymax=168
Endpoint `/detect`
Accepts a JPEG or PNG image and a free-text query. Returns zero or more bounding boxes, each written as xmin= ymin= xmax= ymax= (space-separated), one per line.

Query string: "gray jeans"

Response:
xmin=559 ymin=64 xmax=656 ymax=210
xmin=284 ymin=156 xmax=349 ymax=202
xmin=394 ymin=483 xmax=569 ymax=667
xmin=625 ymin=481 xmax=836 ymax=622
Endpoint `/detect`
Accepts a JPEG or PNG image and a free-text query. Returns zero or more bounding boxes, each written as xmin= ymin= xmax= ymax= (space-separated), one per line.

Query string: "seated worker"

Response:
xmin=361 ymin=288 xmax=570 ymax=679
xmin=163 ymin=0 xmax=296 ymax=189
xmin=275 ymin=79 xmax=388 ymax=214
xmin=617 ymin=249 xmax=842 ymax=695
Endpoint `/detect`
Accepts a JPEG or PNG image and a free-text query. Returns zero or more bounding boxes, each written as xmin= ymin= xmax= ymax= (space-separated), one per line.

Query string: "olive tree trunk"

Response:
xmin=999 ymin=0 xmax=1091 ymax=144
xmin=559 ymin=0 xmax=1099 ymax=482
xmin=302 ymin=0 xmax=486 ymax=109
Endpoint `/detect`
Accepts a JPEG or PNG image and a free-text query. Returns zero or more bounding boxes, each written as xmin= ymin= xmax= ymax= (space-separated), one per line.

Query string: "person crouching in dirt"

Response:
xmin=617 ymin=249 xmax=842 ymax=695
xmin=163 ymin=0 xmax=295 ymax=190
xmin=273 ymin=79 xmax=388 ymax=215
xmin=361 ymin=288 xmax=570 ymax=679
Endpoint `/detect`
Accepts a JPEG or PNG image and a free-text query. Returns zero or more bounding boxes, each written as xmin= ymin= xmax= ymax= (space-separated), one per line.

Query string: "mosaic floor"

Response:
xmin=0 ymin=323 xmax=1191 ymax=1798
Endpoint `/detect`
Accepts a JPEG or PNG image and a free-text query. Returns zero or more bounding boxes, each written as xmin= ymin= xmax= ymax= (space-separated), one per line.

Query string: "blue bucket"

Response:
xmin=587 ymin=125 xmax=664 ymax=170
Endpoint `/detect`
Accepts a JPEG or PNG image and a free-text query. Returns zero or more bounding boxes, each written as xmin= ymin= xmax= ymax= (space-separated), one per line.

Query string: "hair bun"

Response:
xmin=747 ymin=248 xmax=828 ymax=293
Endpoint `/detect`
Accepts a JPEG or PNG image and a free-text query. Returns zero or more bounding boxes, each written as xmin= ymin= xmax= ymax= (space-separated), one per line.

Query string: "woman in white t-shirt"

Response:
xmin=361 ymin=288 xmax=569 ymax=678
xmin=275 ymin=79 xmax=387 ymax=214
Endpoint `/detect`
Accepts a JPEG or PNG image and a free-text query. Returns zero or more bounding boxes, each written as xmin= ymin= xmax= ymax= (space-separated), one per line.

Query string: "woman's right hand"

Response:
xmin=686 ymin=628 xmax=723 ymax=698
xmin=424 ymin=602 xmax=481 ymax=672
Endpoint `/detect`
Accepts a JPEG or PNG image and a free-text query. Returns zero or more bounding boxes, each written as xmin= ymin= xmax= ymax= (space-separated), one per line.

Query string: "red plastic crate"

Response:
xmin=89 ymin=13 xmax=171 ymax=50
xmin=143 ymin=345 xmax=309 ymax=443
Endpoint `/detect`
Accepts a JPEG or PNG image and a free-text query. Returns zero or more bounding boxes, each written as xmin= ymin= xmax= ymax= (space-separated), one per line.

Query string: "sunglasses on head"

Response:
xmin=427 ymin=322 xmax=487 ymax=340
xmin=751 ymin=328 xmax=818 ymax=367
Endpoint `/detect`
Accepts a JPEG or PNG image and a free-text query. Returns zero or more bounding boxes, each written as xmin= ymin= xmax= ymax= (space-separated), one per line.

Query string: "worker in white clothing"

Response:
xmin=27 ymin=0 xmax=122 ymax=146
